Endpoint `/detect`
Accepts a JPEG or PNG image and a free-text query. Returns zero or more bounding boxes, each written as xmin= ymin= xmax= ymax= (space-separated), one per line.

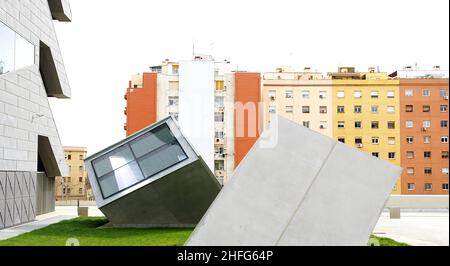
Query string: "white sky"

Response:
xmin=50 ymin=0 xmax=449 ymax=155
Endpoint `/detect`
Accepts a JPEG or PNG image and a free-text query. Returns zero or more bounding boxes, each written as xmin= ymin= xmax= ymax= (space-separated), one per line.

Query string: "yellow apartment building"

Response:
xmin=55 ymin=147 xmax=93 ymax=201
xmin=330 ymin=67 xmax=402 ymax=194
xmin=262 ymin=66 xmax=333 ymax=137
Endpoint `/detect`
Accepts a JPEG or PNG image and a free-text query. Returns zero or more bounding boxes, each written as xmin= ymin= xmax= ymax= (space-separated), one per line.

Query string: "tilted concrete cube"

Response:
xmin=85 ymin=117 xmax=221 ymax=228
xmin=187 ymin=116 xmax=402 ymax=246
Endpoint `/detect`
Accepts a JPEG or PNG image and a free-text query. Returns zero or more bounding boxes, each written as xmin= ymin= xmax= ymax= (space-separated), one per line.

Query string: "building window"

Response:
xmin=406 ymin=136 xmax=414 ymax=144
xmin=302 ymin=90 xmax=310 ymax=99
xmin=337 ymin=106 xmax=345 ymax=113
xmin=336 ymin=91 xmax=345 ymax=98
xmin=442 ymin=151 xmax=449 ymax=159
xmin=387 ymin=106 xmax=395 ymax=113
xmin=371 ymin=91 xmax=379 ymax=98
xmin=424 ymin=183 xmax=433 ymax=191
xmin=285 ymin=106 xmax=294 ymax=114
xmin=407 ymin=183 xmax=416 ymax=191
xmin=442 ymin=136 xmax=449 ymax=144
xmin=424 ymin=151 xmax=432 ymax=159
xmin=338 ymin=137 xmax=345 ymax=143
xmin=371 ymin=121 xmax=379 ymax=129
xmin=354 ymin=105 xmax=362 ymax=113
xmin=355 ymin=121 xmax=362 ymax=129
xmin=405 ymin=89 xmax=413 ymax=97
xmin=215 ymin=131 xmax=224 ymax=139
xmin=79 ymin=177 xmax=83 ymax=183
xmin=441 ymin=105 xmax=448 ymax=112
xmin=63 ymin=188 xmax=66 ymax=194
xmin=79 ymin=166 xmax=84 ymax=172
xmin=441 ymin=120 xmax=448 ymax=128
xmin=388 ymin=121 xmax=396 ymax=129
xmin=268 ymin=105 xmax=276 ymax=114
xmin=372 ymin=137 xmax=380 ymax=145
xmin=405 ymin=105 xmax=413 ymax=112
xmin=387 ymin=91 xmax=395 ymax=98
xmin=169 ymin=96 xmax=179 ymax=106
xmin=303 ymin=121 xmax=310 ymax=128
xmin=319 ymin=91 xmax=327 ymax=99
xmin=371 ymin=105 xmax=379 ymax=113
xmin=285 ymin=90 xmax=293 ymax=98
xmin=319 ymin=121 xmax=327 ymax=129
xmin=67 ymin=177 xmax=71 ymax=183
xmin=67 ymin=154 xmax=72 ymax=160
xmin=355 ymin=138 xmax=363 ymax=145
xmin=443 ymin=184 xmax=449 ymax=191
xmin=406 ymin=151 xmax=415 ymax=159
xmin=268 ymin=90 xmax=276 ymax=101
xmin=215 ymin=112 xmax=224 ymax=122
xmin=302 ymin=106 xmax=310 ymax=114
xmin=337 ymin=121 xmax=345 ymax=128
xmin=443 ymin=168 xmax=449 ymax=175
xmin=388 ymin=152 xmax=396 ymax=160
xmin=388 ymin=137 xmax=396 ymax=145
xmin=407 ymin=168 xmax=415 ymax=175
xmin=440 ymin=89 xmax=449 ymax=98
xmin=79 ymin=155 xmax=84 ymax=160
xmin=319 ymin=106 xmax=327 ymax=114
xmin=0 ymin=21 xmax=35 ymax=75
xmin=169 ymin=112 xmax=179 ymax=120
xmin=79 ymin=188 xmax=83 ymax=194
xmin=423 ymin=120 xmax=431 ymax=129
xmin=422 ymin=89 xmax=431 ymax=97
xmin=422 ymin=105 xmax=431 ymax=112
xmin=215 ymin=96 xmax=224 ymax=108
xmin=353 ymin=91 xmax=362 ymax=98
xmin=424 ymin=168 xmax=432 ymax=175
xmin=405 ymin=121 xmax=413 ymax=128
xmin=372 ymin=152 xmax=379 ymax=158
xmin=67 ymin=188 xmax=71 ymax=194
xmin=423 ymin=136 xmax=431 ymax=144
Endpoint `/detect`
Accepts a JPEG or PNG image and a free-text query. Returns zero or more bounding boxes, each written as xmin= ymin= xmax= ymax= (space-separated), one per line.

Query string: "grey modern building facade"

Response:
xmin=85 ymin=117 xmax=221 ymax=228
xmin=0 ymin=0 xmax=72 ymax=229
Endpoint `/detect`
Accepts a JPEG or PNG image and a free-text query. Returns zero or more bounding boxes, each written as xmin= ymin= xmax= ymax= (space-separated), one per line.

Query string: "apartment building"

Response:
xmin=1 ymin=0 xmax=72 ymax=229
xmin=262 ymin=66 xmax=333 ymax=137
xmin=55 ymin=147 xmax=93 ymax=201
xmin=330 ymin=67 xmax=402 ymax=194
xmin=124 ymin=56 xmax=261 ymax=184
xmin=392 ymin=67 xmax=449 ymax=195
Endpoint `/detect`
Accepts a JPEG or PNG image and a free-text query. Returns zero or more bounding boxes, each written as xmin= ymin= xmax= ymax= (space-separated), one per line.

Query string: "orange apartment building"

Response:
xmin=234 ymin=72 xmax=261 ymax=166
xmin=395 ymin=69 xmax=449 ymax=195
xmin=124 ymin=73 xmax=158 ymax=136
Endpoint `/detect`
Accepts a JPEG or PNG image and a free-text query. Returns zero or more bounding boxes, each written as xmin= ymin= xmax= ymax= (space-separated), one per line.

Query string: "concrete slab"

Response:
xmin=374 ymin=211 xmax=449 ymax=246
xmin=187 ymin=116 xmax=402 ymax=246
xmin=0 ymin=214 xmax=76 ymax=241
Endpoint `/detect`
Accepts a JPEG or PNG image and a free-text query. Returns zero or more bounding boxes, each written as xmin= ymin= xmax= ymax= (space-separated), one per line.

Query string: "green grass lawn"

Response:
xmin=0 ymin=217 xmax=409 ymax=246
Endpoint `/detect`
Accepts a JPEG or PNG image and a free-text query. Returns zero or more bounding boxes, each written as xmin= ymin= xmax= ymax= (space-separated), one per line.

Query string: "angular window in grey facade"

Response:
xmin=92 ymin=123 xmax=188 ymax=198
xmin=0 ymin=21 xmax=35 ymax=75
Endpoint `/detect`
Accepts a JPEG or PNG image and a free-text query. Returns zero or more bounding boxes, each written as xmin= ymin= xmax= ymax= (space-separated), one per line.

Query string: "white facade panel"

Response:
xmin=178 ymin=60 xmax=215 ymax=171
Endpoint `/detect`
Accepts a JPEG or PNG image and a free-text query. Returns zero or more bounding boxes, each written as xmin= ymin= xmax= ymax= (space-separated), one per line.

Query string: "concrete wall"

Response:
xmin=0 ymin=171 xmax=37 ymax=229
xmin=187 ymin=116 xmax=401 ymax=246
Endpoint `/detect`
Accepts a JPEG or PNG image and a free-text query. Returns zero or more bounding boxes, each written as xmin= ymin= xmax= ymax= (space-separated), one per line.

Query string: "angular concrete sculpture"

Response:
xmin=85 ymin=117 xmax=221 ymax=227
xmin=187 ymin=116 xmax=402 ymax=246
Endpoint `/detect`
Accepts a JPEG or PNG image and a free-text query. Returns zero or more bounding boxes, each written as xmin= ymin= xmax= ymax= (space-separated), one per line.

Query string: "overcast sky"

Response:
xmin=50 ymin=0 xmax=449 ymax=155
